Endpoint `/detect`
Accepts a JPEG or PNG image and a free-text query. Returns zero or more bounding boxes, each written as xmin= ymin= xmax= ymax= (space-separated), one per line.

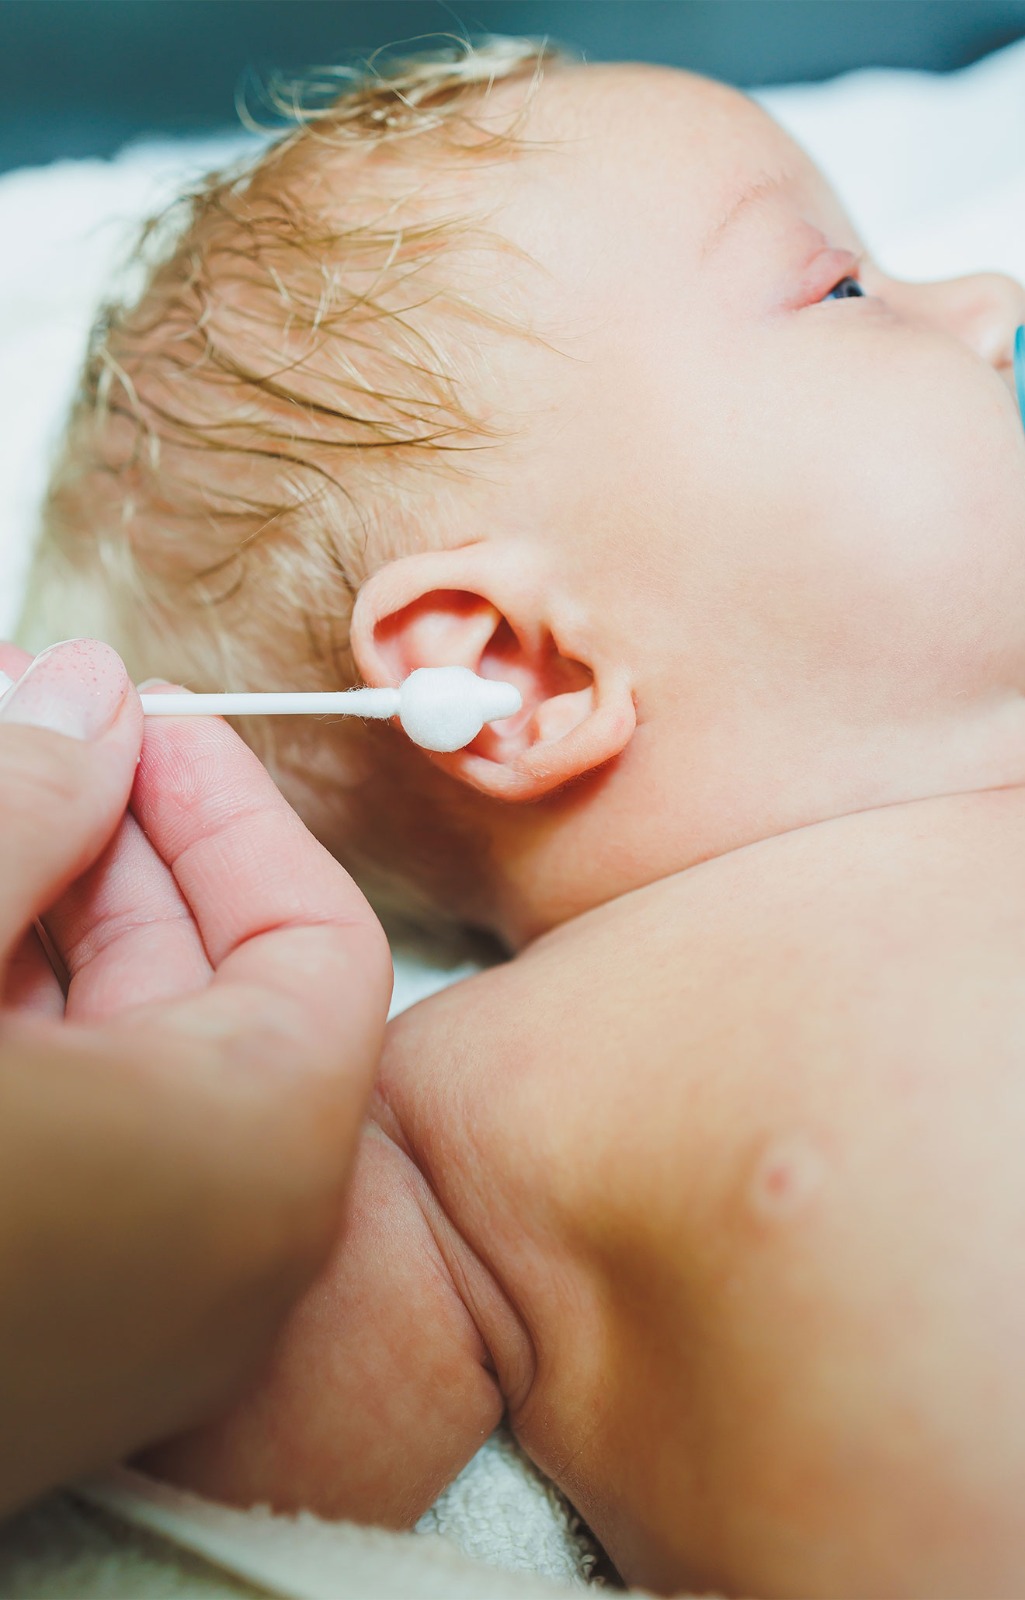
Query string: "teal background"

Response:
xmin=3 ymin=0 xmax=1025 ymax=172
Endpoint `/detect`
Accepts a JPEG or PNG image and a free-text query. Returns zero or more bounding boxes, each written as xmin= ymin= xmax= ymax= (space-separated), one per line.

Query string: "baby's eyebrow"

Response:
xmin=700 ymin=169 xmax=791 ymax=260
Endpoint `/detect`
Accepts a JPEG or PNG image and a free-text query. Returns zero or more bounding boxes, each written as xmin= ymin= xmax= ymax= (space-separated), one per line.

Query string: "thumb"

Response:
xmin=0 ymin=641 xmax=144 ymax=967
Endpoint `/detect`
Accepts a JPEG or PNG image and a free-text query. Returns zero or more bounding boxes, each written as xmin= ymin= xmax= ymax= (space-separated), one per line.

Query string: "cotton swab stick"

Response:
xmin=141 ymin=667 xmax=522 ymax=751
xmin=0 ymin=665 xmax=523 ymax=753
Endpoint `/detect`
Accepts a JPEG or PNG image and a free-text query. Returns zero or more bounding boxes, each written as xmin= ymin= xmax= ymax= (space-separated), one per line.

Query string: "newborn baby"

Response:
xmin=22 ymin=37 xmax=1025 ymax=1597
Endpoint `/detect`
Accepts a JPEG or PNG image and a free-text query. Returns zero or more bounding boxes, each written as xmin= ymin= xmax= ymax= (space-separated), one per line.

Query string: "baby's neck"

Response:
xmin=488 ymin=690 xmax=1025 ymax=952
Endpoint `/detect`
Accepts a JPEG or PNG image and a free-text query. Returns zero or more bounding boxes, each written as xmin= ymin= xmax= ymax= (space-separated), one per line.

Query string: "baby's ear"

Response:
xmin=350 ymin=546 xmax=636 ymax=801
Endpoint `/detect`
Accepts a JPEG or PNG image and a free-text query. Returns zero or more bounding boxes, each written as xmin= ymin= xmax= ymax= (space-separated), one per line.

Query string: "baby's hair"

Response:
xmin=20 ymin=32 xmax=570 ymax=946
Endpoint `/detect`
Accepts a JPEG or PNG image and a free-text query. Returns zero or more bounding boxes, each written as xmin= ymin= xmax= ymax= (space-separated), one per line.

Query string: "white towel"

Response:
xmin=1 ymin=1467 xmax=604 ymax=1599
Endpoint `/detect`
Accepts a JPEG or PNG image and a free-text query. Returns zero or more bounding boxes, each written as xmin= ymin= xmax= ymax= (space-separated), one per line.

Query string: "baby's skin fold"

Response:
xmin=147 ymin=785 xmax=1025 ymax=1598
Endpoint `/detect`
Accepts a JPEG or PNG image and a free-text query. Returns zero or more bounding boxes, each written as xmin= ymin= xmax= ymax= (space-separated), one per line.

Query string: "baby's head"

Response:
xmin=24 ymin=39 xmax=1025 ymax=948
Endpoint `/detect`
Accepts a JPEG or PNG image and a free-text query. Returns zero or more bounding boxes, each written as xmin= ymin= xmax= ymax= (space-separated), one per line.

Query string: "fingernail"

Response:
xmin=0 ymin=639 xmax=130 ymax=740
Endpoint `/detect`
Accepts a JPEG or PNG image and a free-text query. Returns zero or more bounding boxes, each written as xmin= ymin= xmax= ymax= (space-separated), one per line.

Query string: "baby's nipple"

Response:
xmin=746 ymin=1131 xmax=828 ymax=1226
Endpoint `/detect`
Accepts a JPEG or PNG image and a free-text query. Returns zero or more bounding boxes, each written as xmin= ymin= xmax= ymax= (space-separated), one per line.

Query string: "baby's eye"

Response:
xmin=821 ymin=275 xmax=865 ymax=301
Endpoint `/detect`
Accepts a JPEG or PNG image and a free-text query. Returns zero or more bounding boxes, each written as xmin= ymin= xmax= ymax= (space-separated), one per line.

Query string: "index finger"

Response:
xmin=129 ymin=709 xmax=392 ymax=1084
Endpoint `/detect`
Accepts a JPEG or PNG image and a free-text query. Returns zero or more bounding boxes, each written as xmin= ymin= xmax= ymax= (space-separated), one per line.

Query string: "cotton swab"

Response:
xmin=140 ymin=667 xmax=522 ymax=752
xmin=0 ymin=664 xmax=523 ymax=753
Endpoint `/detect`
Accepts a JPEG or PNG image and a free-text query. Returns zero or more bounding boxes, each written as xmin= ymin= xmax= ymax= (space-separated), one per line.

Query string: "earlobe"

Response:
xmin=350 ymin=546 xmax=636 ymax=802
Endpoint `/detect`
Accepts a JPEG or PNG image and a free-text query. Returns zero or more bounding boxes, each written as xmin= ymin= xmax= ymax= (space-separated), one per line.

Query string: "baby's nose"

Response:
xmin=889 ymin=271 xmax=1025 ymax=370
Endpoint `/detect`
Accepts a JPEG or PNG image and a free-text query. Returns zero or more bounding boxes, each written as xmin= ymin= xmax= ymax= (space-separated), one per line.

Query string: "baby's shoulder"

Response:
xmin=378 ymin=787 xmax=1025 ymax=1358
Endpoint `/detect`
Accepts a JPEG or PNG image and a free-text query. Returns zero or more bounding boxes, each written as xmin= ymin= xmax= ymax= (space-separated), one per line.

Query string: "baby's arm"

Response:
xmin=141 ymin=1115 xmax=503 ymax=1527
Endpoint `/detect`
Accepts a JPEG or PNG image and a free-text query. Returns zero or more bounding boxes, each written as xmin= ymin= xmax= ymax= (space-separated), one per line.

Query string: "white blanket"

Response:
xmin=2 ymin=36 xmax=1024 ymax=1598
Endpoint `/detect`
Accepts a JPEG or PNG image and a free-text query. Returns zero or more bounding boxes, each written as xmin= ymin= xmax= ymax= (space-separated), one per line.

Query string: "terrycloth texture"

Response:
xmin=1 ymin=35 xmax=1025 ymax=1598
xmin=0 ymin=1489 xmax=266 ymax=1600
xmin=414 ymin=1431 xmax=602 ymax=1583
xmin=0 ymin=1472 xmax=603 ymax=1600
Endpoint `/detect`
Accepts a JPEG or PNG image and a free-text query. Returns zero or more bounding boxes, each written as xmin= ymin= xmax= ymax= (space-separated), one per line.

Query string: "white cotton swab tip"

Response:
xmin=139 ymin=666 xmax=523 ymax=752
xmin=397 ymin=666 xmax=521 ymax=752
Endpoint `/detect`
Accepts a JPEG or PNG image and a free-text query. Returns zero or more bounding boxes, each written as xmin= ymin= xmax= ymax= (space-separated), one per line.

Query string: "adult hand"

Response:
xmin=0 ymin=639 xmax=392 ymax=1516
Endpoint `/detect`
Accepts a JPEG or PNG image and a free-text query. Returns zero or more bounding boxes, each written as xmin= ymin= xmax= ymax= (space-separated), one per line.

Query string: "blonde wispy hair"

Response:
xmin=20 ymin=32 xmax=571 ymax=945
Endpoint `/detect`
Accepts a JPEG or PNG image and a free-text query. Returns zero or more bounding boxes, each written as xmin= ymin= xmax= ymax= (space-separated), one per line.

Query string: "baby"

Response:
xmin=21 ymin=36 xmax=1025 ymax=1597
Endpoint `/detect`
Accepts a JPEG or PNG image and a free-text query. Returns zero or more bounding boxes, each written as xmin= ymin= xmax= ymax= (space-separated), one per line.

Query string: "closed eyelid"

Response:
xmin=700 ymin=169 xmax=793 ymax=260
xmin=701 ymin=168 xmax=866 ymax=275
